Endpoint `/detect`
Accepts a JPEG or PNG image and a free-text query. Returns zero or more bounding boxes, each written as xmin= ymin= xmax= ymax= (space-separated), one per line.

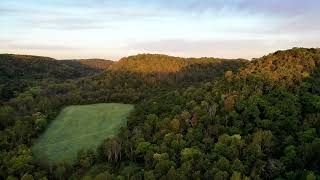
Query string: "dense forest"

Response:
xmin=0 ymin=54 xmax=109 ymax=103
xmin=70 ymin=59 xmax=114 ymax=70
xmin=0 ymin=48 xmax=320 ymax=179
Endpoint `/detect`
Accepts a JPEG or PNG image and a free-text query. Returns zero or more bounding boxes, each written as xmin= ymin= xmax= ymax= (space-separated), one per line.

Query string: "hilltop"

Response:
xmin=110 ymin=53 xmax=247 ymax=73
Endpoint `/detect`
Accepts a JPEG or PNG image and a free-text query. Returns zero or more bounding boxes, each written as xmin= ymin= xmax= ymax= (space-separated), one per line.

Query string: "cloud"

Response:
xmin=0 ymin=6 xmax=60 ymax=16
xmin=160 ymin=0 xmax=320 ymax=16
xmin=9 ymin=44 xmax=76 ymax=51
xmin=27 ymin=17 xmax=111 ymax=30
xmin=0 ymin=4 xmax=160 ymax=30
xmin=0 ymin=40 xmax=77 ymax=51
xmin=3 ymin=0 xmax=320 ymax=18
xmin=0 ymin=9 xmax=108 ymax=30
xmin=7 ymin=0 xmax=319 ymax=32
xmin=0 ymin=38 xmax=14 ymax=44
xmin=0 ymin=7 xmax=18 ymax=15
xmin=237 ymin=0 xmax=320 ymax=16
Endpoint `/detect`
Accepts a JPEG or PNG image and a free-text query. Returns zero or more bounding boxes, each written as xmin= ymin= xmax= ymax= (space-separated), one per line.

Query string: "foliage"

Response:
xmin=1 ymin=48 xmax=320 ymax=179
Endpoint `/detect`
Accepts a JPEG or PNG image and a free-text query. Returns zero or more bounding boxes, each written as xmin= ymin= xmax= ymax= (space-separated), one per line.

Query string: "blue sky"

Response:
xmin=0 ymin=0 xmax=319 ymax=60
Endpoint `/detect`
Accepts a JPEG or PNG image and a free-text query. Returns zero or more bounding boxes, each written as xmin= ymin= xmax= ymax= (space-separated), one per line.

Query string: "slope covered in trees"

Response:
xmin=0 ymin=54 xmax=104 ymax=81
xmin=109 ymin=54 xmax=247 ymax=86
xmin=238 ymin=48 xmax=320 ymax=88
xmin=71 ymin=59 xmax=114 ymax=70
xmin=110 ymin=54 xmax=246 ymax=79
xmin=112 ymin=48 xmax=320 ymax=179
xmin=110 ymin=54 xmax=239 ymax=73
xmin=0 ymin=54 xmax=106 ymax=102
xmin=0 ymin=48 xmax=320 ymax=179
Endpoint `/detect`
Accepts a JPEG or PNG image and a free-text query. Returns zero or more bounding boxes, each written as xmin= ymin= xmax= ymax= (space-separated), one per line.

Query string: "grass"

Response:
xmin=32 ymin=103 xmax=134 ymax=164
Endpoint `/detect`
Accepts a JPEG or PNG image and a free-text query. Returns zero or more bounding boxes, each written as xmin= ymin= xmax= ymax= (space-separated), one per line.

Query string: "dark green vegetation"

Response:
xmin=71 ymin=59 xmax=114 ymax=70
xmin=0 ymin=54 xmax=109 ymax=102
xmin=33 ymin=103 xmax=134 ymax=164
xmin=0 ymin=48 xmax=320 ymax=179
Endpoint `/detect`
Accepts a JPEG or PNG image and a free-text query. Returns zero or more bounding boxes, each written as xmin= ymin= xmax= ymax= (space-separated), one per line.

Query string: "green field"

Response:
xmin=32 ymin=103 xmax=134 ymax=164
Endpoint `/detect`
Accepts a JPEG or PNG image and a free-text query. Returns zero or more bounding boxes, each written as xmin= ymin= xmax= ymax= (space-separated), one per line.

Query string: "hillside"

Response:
xmin=120 ymin=48 xmax=320 ymax=179
xmin=0 ymin=54 xmax=106 ymax=102
xmin=238 ymin=48 xmax=320 ymax=87
xmin=0 ymin=54 xmax=103 ymax=81
xmin=109 ymin=54 xmax=247 ymax=85
xmin=71 ymin=54 xmax=247 ymax=104
xmin=110 ymin=53 xmax=246 ymax=73
xmin=71 ymin=59 xmax=114 ymax=70
xmin=111 ymin=54 xmax=216 ymax=73
xmin=0 ymin=48 xmax=320 ymax=179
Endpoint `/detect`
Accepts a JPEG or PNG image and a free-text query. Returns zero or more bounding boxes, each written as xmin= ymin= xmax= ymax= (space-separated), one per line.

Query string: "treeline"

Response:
xmin=0 ymin=49 xmax=320 ymax=179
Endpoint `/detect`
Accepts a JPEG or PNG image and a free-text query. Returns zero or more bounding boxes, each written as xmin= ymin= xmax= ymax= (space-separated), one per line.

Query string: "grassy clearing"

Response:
xmin=32 ymin=103 xmax=134 ymax=164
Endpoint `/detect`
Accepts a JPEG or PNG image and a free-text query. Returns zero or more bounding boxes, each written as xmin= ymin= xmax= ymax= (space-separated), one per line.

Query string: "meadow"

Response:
xmin=32 ymin=103 xmax=134 ymax=164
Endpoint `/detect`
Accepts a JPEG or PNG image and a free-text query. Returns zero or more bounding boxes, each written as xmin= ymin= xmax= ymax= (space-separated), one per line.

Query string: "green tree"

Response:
xmin=4 ymin=146 xmax=34 ymax=177
xmin=32 ymin=112 xmax=47 ymax=132
xmin=230 ymin=171 xmax=241 ymax=180
xmin=214 ymin=171 xmax=229 ymax=180
xmin=21 ymin=174 xmax=34 ymax=180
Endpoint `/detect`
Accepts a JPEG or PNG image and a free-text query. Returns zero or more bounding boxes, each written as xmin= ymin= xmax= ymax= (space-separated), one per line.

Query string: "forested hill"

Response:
xmin=0 ymin=54 xmax=106 ymax=101
xmin=107 ymin=54 xmax=247 ymax=87
xmin=1 ymin=48 xmax=320 ymax=179
xmin=0 ymin=53 xmax=246 ymax=104
xmin=0 ymin=54 xmax=104 ymax=81
xmin=110 ymin=54 xmax=246 ymax=73
xmin=238 ymin=48 xmax=320 ymax=87
xmin=120 ymin=48 xmax=320 ymax=179
xmin=67 ymin=59 xmax=114 ymax=70
xmin=74 ymin=54 xmax=247 ymax=104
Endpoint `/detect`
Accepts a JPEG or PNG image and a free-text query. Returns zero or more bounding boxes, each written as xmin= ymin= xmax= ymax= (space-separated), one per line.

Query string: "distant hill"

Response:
xmin=108 ymin=54 xmax=247 ymax=86
xmin=0 ymin=54 xmax=104 ymax=101
xmin=0 ymin=53 xmax=246 ymax=102
xmin=110 ymin=53 xmax=247 ymax=73
xmin=0 ymin=54 xmax=105 ymax=81
xmin=67 ymin=59 xmax=114 ymax=70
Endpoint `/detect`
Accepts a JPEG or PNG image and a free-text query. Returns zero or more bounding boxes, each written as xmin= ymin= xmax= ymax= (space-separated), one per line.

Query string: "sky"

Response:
xmin=0 ymin=0 xmax=319 ymax=60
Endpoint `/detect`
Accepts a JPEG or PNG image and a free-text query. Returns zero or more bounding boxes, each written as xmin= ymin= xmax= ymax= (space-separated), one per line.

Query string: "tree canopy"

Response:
xmin=0 ymin=48 xmax=320 ymax=179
